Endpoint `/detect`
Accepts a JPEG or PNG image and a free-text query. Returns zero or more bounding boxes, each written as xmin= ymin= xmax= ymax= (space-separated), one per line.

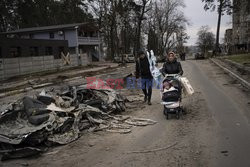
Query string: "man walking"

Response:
xmin=135 ymin=50 xmax=153 ymax=105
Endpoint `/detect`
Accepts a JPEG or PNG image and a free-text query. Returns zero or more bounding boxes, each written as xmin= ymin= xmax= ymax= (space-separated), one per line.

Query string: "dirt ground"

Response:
xmin=1 ymin=59 xmax=250 ymax=167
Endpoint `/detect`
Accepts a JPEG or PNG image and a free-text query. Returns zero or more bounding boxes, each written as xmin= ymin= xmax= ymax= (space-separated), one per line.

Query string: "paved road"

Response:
xmin=185 ymin=60 xmax=250 ymax=167
xmin=2 ymin=59 xmax=250 ymax=167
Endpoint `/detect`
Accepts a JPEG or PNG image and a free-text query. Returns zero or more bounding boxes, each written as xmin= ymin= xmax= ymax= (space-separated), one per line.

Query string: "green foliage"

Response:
xmin=0 ymin=0 xmax=93 ymax=31
xmin=0 ymin=0 xmax=19 ymax=31
xmin=226 ymin=54 xmax=250 ymax=66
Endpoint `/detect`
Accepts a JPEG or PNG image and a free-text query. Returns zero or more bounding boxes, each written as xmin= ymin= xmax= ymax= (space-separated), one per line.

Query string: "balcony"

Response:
xmin=78 ymin=37 xmax=101 ymax=45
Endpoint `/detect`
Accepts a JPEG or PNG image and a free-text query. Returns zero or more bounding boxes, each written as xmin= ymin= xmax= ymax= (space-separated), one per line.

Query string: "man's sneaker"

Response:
xmin=144 ymin=96 xmax=147 ymax=103
xmin=148 ymin=101 xmax=152 ymax=105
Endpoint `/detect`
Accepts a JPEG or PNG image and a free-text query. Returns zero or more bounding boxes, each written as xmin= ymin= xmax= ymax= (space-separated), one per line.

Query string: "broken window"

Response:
xmin=54 ymin=46 xmax=64 ymax=59
xmin=30 ymin=47 xmax=39 ymax=56
xmin=9 ymin=47 xmax=21 ymax=57
xmin=78 ymin=30 xmax=84 ymax=37
xmin=90 ymin=31 xmax=94 ymax=37
xmin=45 ymin=47 xmax=53 ymax=55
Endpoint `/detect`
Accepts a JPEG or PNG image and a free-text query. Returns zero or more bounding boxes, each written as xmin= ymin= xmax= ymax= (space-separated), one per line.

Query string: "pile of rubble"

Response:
xmin=0 ymin=86 xmax=156 ymax=161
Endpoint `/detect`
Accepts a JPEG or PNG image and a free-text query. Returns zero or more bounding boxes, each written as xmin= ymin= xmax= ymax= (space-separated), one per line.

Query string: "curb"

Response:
xmin=210 ymin=58 xmax=250 ymax=90
xmin=218 ymin=58 xmax=250 ymax=74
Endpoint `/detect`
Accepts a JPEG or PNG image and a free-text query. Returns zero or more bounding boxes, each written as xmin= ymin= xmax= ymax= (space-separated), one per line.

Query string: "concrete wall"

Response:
xmin=80 ymin=53 xmax=91 ymax=66
xmin=0 ymin=54 xmax=89 ymax=80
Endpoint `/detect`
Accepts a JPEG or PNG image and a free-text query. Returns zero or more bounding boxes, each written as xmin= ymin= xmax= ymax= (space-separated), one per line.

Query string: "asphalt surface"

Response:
xmin=186 ymin=59 xmax=250 ymax=167
xmin=1 ymin=59 xmax=250 ymax=167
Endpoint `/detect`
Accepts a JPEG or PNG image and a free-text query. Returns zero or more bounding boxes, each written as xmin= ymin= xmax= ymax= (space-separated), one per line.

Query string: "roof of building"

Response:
xmin=1 ymin=22 xmax=98 ymax=34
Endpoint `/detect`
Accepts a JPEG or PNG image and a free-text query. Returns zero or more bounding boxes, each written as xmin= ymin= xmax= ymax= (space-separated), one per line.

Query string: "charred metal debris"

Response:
xmin=0 ymin=86 xmax=157 ymax=161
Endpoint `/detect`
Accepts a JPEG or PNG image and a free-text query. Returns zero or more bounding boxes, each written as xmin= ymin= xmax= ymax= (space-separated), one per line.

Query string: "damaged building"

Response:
xmin=0 ymin=23 xmax=103 ymax=80
xmin=230 ymin=0 xmax=250 ymax=53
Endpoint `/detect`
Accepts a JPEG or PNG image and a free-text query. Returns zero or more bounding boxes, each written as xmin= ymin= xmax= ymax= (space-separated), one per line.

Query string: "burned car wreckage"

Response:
xmin=0 ymin=86 xmax=156 ymax=161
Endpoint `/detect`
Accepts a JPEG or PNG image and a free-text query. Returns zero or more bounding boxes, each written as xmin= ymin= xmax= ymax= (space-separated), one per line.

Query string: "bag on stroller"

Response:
xmin=162 ymin=89 xmax=180 ymax=102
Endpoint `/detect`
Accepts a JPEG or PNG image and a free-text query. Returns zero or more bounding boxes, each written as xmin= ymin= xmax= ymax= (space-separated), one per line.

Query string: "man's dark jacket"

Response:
xmin=136 ymin=57 xmax=153 ymax=79
xmin=162 ymin=59 xmax=183 ymax=75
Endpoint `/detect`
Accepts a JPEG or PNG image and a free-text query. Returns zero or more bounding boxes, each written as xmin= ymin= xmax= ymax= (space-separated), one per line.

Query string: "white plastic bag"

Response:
xmin=179 ymin=77 xmax=194 ymax=96
xmin=146 ymin=50 xmax=161 ymax=87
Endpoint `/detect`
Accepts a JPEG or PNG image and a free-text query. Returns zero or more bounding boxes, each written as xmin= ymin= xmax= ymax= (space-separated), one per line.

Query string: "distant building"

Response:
xmin=0 ymin=23 xmax=102 ymax=80
xmin=224 ymin=29 xmax=233 ymax=54
xmin=232 ymin=0 xmax=250 ymax=53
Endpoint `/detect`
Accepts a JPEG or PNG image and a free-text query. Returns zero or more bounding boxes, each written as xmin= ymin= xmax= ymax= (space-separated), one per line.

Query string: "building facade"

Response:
xmin=1 ymin=23 xmax=102 ymax=62
xmin=224 ymin=29 xmax=233 ymax=54
xmin=0 ymin=37 xmax=72 ymax=80
xmin=0 ymin=23 xmax=102 ymax=80
xmin=232 ymin=0 xmax=250 ymax=53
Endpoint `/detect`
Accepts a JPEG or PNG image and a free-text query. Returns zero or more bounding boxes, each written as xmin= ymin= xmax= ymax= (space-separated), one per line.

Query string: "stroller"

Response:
xmin=160 ymin=74 xmax=183 ymax=119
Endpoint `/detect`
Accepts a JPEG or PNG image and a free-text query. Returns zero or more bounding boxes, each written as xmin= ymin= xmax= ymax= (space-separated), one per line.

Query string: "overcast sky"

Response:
xmin=183 ymin=0 xmax=232 ymax=46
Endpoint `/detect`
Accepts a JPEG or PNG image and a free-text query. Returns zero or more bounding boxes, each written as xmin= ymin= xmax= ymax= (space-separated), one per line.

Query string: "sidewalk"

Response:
xmin=0 ymin=62 xmax=120 ymax=97
xmin=210 ymin=58 xmax=250 ymax=89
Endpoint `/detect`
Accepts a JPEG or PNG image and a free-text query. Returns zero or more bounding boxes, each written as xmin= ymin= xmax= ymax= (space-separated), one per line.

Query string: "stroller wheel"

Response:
xmin=164 ymin=107 xmax=169 ymax=120
xmin=163 ymin=107 xmax=166 ymax=115
xmin=182 ymin=106 xmax=187 ymax=115
xmin=178 ymin=108 xmax=184 ymax=120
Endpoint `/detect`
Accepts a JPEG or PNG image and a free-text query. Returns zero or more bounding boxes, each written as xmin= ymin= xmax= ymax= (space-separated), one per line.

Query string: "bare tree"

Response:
xmin=134 ymin=0 xmax=151 ymax=55
xmin=146 ymin=0 xmax=188 ymax=58
xmin=196 ymin=25 xmax=215 ymax=54
xmin=89 ymin=0 xmax=189 ymax=60
xmin=201 ymin=0 xmax=232 ymax=54
xmin=175 ymin=25 xmax=189 ymax=54
xmin=90 ymin=0 xmax=118 ymax=59
xmin=90 ymin=0 xmax=141 ymax=59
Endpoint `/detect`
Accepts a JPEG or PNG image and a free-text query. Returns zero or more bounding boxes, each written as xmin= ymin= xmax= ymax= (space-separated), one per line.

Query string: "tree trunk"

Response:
xmin=215 ymin=0 xmax=223 ymax=55
xmin=0 ymin=16 xmax=7 ymax=32
xmin=137 ymin=13 xmax=143 ymax=51
xmin=135 ymin=0 xmax=147 ymax=56
xmin=110 ymin=26 xmax=115 ymax=59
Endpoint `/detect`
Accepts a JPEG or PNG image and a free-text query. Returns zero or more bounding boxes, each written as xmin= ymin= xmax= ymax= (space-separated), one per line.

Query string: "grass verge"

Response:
xmin=225 ymin=53 xmax=250 ymax=66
